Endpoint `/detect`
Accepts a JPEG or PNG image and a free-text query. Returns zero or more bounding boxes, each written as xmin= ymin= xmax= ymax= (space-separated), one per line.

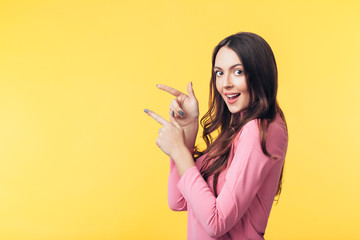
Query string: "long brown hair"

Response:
xmin=193 ymin=32 xmax=288 ymax=202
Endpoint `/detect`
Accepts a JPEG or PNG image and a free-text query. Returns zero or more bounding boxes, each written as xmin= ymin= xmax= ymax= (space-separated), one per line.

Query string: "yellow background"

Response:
xmin=0 ymin=0 xmax=359 ymax=239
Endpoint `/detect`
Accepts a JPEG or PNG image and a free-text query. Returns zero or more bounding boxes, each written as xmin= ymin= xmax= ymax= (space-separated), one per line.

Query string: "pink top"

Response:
xmin=168 ymin=113 xmax=288 ymax=240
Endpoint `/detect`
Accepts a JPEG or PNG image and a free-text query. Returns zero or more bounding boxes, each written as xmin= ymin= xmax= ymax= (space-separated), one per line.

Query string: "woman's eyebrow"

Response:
xmin=214 ymin=63 xmax=242 ymax=70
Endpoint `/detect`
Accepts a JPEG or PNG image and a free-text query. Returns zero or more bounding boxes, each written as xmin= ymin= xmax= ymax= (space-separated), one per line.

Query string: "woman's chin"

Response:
xmin=227 ymin=107 xmax=242 ymax=114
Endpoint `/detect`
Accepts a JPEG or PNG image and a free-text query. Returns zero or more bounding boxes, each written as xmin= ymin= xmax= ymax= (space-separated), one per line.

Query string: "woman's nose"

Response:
xmin=223 ymin=73 xmax=233 ymax=88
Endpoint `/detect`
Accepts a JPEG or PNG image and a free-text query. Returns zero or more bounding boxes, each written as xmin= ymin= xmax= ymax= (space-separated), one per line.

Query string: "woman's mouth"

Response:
xmin=226 ymin=93 xmax=240 ymax=104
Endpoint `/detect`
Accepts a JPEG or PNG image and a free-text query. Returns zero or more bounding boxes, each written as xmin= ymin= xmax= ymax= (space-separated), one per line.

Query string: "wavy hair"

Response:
xmin=193 ymin=32 xmax=288 ymax=202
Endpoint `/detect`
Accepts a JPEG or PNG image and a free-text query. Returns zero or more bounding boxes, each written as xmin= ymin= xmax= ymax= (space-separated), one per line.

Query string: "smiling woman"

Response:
xmin=145 ymin=32 xmax=288 ymax=240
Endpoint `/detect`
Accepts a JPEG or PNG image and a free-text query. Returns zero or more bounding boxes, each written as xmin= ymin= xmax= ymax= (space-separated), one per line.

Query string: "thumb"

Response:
xmin=187 ymin=81 xmax=196 ymax=99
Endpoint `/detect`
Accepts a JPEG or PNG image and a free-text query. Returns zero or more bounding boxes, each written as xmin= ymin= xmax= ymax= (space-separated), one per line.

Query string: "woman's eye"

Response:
xmin=215 ymin=70 xmax=223 ymax=77
xmin=235 ymin=69 xmax=243 ymax=75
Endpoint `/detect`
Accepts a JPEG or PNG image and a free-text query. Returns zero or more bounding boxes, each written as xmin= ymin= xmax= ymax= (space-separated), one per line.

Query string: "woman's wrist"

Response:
xmin=182 ymin=117 xmax=199 ymax=129
xmin=171 ymin=144 xmax=195 ymax=177
xmin=182 ymin=118 xmax=199 ymax=150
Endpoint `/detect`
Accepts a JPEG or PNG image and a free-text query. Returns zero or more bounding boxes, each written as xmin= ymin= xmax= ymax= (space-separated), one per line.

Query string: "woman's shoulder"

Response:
xmin=232 ymin=113 xmax=288 ymax=161
xmin=233 ymin=117 xmax=259 ymax=142
xmin=266 ymin=112 xmax=288 ymax=142
xmin=234 ymin=113 xmax=288 ymax=148
xmin=243 ymin=112 xmax=287 ymax=134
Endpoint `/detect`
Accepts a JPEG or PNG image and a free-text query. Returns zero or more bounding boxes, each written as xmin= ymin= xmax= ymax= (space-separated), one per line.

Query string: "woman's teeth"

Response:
xmin=226 ymin=94 xmax=240 ymax=99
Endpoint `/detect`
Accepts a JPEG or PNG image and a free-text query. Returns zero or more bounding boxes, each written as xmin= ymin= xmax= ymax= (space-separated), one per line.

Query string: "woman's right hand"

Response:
xmin=157 ymin=82 xmax=199 ymax=127
xmin=157 ymin=82 xmax=199 ymax=150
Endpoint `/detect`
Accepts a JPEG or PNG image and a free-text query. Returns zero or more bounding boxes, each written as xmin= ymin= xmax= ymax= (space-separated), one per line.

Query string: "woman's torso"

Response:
xmin=187 ymin=113 xmax=288 ymax=239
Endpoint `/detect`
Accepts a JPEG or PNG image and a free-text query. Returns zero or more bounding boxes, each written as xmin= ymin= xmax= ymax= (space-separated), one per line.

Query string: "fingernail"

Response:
xmin=144 ymin=109 xmax=149 ymax=113
xmin=156 ymin=84 xmax=159 ymax=87
xmin=179 ymin=111 xmax=184 ymax=117
xmin=172 ymin=111 xmax=175 ymax=117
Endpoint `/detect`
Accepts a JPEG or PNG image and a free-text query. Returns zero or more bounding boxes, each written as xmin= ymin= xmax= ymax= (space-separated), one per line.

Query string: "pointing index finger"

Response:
xmin=157 ymin=84 xmax=185 ymax=97
xmin=145 ymin=109 xmax=169 ymax=126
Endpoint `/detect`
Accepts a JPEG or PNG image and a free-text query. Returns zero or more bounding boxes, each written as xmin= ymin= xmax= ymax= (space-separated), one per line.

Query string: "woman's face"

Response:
xmin=214 ymin=46 xmax=250 ymax=114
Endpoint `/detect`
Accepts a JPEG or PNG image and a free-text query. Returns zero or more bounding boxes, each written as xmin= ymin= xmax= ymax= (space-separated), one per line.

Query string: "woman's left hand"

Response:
xmin=145 ymin=109 xmax=186 ymax=158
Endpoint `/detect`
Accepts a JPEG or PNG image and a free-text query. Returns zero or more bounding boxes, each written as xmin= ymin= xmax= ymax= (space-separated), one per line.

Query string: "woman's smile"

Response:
xmin=225 ymin=92 xmax=241 ymax=103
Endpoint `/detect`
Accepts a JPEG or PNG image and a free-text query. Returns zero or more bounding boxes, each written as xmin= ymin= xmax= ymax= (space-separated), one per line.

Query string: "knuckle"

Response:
xmin=171 ymin=99 xmax=178 ymax=107
xmin=178 ymin=95 xmax=186 ymax=101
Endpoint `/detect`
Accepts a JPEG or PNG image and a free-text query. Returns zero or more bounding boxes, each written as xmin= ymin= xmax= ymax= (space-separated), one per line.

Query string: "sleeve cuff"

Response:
xmin=177 ymin=165 xmax=203 ymax=196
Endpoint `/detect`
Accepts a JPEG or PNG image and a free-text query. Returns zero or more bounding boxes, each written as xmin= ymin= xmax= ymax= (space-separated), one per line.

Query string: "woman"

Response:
xmin=144 ymin=32 xmax=288 ymax=240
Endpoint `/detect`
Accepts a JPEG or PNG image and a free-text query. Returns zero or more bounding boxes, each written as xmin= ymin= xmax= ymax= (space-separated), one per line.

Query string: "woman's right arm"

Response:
xmin=168 ymin=119 xmax=198 ymax=211
xmin=157 ymin=82 xmax=199 ymax=211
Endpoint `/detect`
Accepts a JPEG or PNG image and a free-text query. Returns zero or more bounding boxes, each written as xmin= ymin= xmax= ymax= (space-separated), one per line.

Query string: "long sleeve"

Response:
xmin=177 ymin=119 xmax=288 ymax=238
xmin=167 ymin=157 xmax=187 ymax=211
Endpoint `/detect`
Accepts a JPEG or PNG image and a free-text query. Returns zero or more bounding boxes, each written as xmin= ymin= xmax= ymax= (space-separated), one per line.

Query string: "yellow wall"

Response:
xmin=0 ymin=0 xmax=359 ymax=239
